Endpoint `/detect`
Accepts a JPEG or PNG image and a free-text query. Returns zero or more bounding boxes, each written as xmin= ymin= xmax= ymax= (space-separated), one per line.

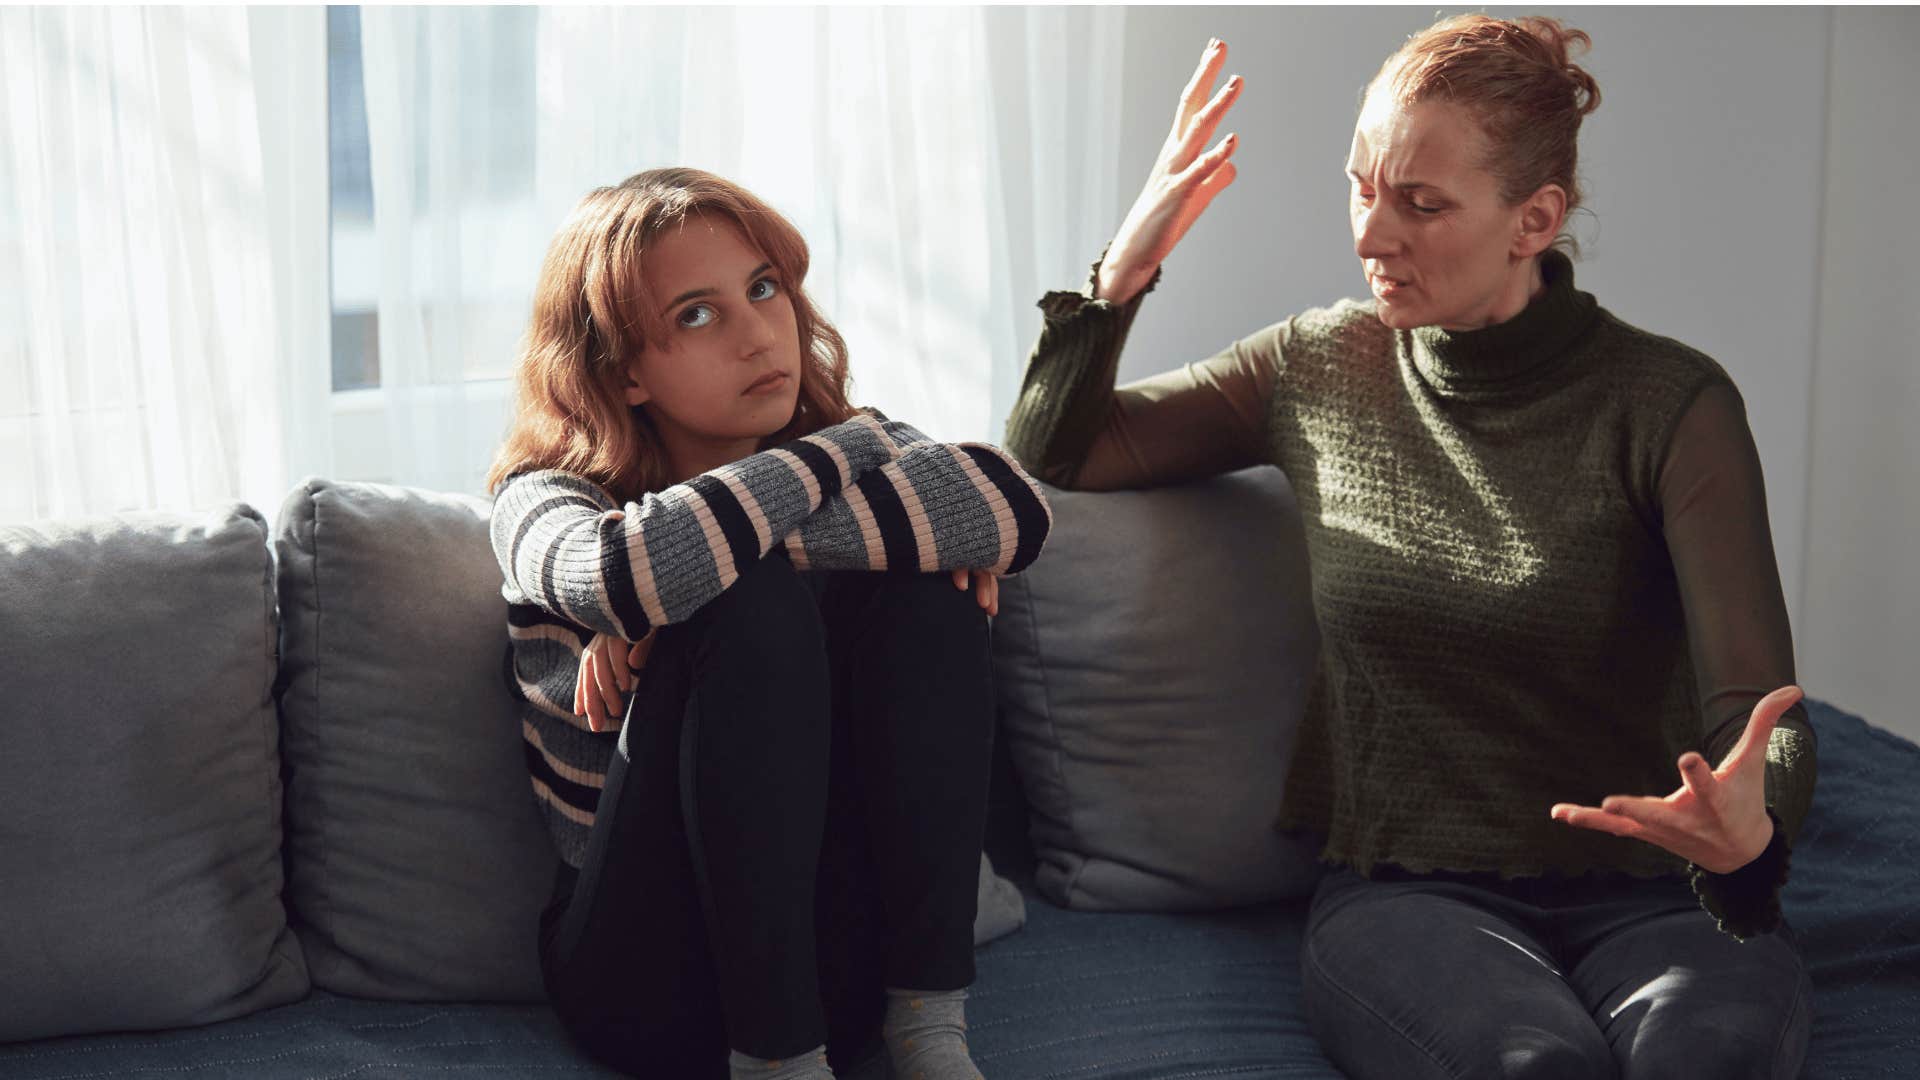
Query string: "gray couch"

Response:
xmin=3 ymin=469 xmax=1917 ymax=1079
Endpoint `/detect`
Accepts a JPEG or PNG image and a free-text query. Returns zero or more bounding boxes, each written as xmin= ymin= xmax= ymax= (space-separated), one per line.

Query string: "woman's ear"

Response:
xmin=1512 ymin=183 xmax=1567 ymax=259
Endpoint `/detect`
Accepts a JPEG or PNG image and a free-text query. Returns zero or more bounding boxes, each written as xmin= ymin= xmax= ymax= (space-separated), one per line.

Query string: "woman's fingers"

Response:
xmin=1173 ymin=74 xmax=1243 ymax=169
xmin=1174 ymin=131 xmax=1239 ymax=193
xmin=1550 ymin=803 xmax=1646 ymax=841
xmin=1174 ymin=38 xmax=1229 ymax=137
xmin=1599 ymin=793 xmax=1688 ymax=832
xmin=1677 ymin=751 xmax=1716 ymax=800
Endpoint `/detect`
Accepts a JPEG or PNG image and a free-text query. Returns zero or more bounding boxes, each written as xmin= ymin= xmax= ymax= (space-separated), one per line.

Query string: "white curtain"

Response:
xmin=0 ymin=6 xmax=324 ymax=525
xmin=0 ymin=6 xmax=1126 ymax=519
xmin=351 ymin=4 xmax=1128 ymax=496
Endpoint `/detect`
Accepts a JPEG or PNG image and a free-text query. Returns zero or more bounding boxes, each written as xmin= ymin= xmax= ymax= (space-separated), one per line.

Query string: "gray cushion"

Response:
xmin=0 ymin=506 xmax=308 ymax=1041
xmin=275 ymin=478 xmax=1020 ymax=997
xmin=274 ymin=479 xmax=556 ymax=1001
xmin=992 ymin=467 xmax=1325 ymax=910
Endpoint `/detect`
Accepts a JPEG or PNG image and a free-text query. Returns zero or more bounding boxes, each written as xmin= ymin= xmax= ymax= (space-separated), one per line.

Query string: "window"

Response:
xmin=326 ymin=5 xmax=539 ymax=393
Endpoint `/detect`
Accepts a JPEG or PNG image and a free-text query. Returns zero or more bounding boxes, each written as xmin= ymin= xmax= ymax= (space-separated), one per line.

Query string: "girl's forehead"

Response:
xmin=644 ymin=213 xmax=763 ymax=285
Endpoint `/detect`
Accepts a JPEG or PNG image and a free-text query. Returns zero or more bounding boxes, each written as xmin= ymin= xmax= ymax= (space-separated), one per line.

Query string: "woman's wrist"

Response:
xmin=1094 ymin=255 xmax=1159 ymax=306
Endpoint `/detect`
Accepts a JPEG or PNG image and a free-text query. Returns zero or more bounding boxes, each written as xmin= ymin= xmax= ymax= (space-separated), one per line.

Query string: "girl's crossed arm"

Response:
xmin=490 ymin=413 xmax=899 ymax=643
xmin=783 ymin=433 xmax=1053 ymax=579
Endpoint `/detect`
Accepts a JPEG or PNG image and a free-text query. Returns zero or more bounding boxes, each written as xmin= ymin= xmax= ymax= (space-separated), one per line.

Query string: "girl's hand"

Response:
xmin=951 ymin=568 xmax=999 ymax=617
xmin=1098 ymin=37 xmax=1244 ymax=306
xmin=1549 ymin=685 xmax=1803 ymax=873
xmin=574 ymin=630 xmax=655 ymax=733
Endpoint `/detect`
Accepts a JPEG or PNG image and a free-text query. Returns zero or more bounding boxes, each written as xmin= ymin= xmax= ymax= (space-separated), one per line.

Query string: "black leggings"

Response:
xmin=538 ymin=553 xmax=994 ymax=1077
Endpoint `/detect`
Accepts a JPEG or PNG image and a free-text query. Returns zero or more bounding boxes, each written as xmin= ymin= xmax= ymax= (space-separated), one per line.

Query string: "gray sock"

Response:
xmin=883 ymin=987 xmax=983 ymax=1080
xmin=728 ymin=1045 xmax=835 ymax=1080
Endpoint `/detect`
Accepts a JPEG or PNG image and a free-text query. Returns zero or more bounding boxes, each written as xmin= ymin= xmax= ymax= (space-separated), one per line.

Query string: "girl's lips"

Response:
xmin=743 ymin=371 xmax=790 ymax=395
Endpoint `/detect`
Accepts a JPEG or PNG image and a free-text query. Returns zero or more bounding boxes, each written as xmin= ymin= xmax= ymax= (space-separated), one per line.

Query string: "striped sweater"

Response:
xmin=489 ymin=411 xmax=1053 ymax=867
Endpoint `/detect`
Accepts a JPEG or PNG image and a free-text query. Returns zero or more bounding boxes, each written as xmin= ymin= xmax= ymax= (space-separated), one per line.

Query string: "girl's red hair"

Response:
xmin=487 ymin=167 xmax=856 ymax=501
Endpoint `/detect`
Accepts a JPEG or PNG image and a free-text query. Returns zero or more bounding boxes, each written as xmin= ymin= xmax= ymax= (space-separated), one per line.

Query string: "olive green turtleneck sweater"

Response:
xmin=1005 ymin=250 xmax=1815 ymax=938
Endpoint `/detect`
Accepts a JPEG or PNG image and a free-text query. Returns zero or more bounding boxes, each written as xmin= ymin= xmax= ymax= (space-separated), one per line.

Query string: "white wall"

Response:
xmin=1075 ymin=7 xmax=1920 ymax=736
xmin=1802 ymin=9 xmax=1920 ymax=743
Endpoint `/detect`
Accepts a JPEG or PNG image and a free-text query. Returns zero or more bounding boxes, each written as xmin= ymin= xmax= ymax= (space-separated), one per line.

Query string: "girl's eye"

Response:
xmin=677 ymin=304 xmax=715 ymax=329
xmin=748 ymin=277 xmax=780 ymax=301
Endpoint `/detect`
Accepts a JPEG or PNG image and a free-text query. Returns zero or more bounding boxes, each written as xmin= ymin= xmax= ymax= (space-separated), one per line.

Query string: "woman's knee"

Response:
xmin=1618 ymin=971 xmax=1812 ymax=1080
xmin=1302 ymin=888 xmax=1613 ymax=1080
xmin=1303 ymin=959 xmax=1613 ymax=1080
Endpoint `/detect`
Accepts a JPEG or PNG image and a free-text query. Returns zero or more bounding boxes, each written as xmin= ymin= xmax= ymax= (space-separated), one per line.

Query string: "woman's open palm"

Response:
xmin=1550 ymin=684 xmax=1802 ymax=873
xmin=1098 ymin=38 xmax=1244 ymax=305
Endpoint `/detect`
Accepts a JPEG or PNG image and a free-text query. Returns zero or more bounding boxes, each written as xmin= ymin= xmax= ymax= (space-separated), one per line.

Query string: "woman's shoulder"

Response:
xmin=1588 ymin=307 xmax=1739 ymax=399
xmin=1252 ymin=295 xmax=1394 ymax=378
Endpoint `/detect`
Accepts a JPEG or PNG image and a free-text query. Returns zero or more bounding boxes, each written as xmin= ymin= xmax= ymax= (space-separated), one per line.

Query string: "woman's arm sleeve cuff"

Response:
xmin=1688 ymin=807 xmax=1792 ymax=942
xmin=1037 ymin=248 xmax=1165 ymax=323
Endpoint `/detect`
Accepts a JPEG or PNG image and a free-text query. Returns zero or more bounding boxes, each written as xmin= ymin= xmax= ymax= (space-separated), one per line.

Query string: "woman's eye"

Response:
xmin=748 ymin=277 xmax=780 ymax=301
xmin=1412 ymin=202 xmax=1443 ymax=215
xmin=677 ymin=304 xmax=715 ymax=329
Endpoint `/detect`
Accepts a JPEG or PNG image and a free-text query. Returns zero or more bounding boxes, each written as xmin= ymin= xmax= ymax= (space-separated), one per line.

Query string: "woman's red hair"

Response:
xmin=1370 ymin=14 xmax=1603 ymax=249
xmin=486 ymin=167 xmax=856 ymax=501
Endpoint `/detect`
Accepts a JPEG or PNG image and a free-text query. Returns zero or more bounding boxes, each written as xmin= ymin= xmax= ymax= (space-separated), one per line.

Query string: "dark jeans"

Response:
xmin=538 ymin=554 xmax=993 ymax=1078
xmin=1302 ymin=865 xmax=1813 ymax=1080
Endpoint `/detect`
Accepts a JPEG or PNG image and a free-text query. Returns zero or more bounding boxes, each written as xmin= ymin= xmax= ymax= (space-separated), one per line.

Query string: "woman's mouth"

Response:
xmin=743 ymin=371 xmax=790 ymax=395
xmin=1370 ymin=273 xmax=1409 ymax=298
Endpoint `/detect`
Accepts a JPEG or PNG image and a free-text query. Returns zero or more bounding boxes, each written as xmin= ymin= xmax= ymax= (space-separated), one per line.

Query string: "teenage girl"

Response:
xmin=487 ymin=167 xmax=1048 ymax=1080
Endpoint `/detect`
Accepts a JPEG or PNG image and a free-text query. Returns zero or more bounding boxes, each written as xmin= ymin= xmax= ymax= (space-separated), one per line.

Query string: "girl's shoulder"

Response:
xmin=493 ymin=468 xmax=621 ymax=511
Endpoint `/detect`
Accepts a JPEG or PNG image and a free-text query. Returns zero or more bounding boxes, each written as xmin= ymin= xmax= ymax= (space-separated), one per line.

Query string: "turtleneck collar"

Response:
xmin=1404 ymin=249 xmax=1600 ymax=399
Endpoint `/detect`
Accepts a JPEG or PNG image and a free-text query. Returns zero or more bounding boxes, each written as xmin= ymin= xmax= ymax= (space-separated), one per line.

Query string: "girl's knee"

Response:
xmin=870 ymin=571 xmax=991 ymax=634
xmin=695 ymin=553 xmax=823 ymax=644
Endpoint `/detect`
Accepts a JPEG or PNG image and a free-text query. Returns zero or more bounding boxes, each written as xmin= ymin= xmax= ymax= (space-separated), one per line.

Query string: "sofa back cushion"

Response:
xmin=991 ymin=467 xmax=1325 ymax=910
xmin=0 ymin=506 xmax=309 ymax=1041
xmin=275 ymin=479 xmax=555 ymax=1001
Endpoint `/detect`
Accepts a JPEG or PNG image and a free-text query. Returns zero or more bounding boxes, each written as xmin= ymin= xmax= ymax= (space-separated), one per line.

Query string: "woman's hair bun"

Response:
xmin=1512 ymin=15 xmax=1602 ymax=117
xmin=1369 ymin=14 xmax=1603 ymax=249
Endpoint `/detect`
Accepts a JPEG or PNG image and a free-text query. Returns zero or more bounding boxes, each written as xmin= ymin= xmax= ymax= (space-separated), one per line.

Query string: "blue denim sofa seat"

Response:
xmin=4 ymin=700 xmax=1917 ymax=1080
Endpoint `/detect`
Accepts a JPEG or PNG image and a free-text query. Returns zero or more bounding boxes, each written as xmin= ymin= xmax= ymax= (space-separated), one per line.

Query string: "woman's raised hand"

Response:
xmin=1549 ymin=685 xmax=1803 ymax=874
xmin=1097 ymin=38 xmax=1244 ymax=306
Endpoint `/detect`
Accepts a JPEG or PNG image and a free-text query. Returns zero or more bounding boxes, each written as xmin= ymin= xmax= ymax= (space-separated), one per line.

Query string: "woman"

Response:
xmin=489 ymin=168 xmax=1046 ymax=1079
xmin=1006 ymin=16 xmax=1814 ymax=1079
